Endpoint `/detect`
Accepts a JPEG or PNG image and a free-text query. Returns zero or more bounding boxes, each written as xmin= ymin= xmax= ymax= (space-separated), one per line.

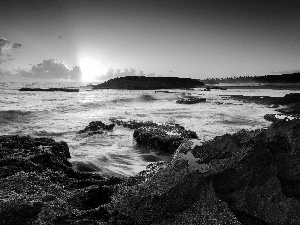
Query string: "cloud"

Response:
xmin=0 ymin=38 xmax=22 ymax=64
xmin=16 ymin=59 xmax=82 ymax=81
xmin=0 ymin=38 xmax=10 ymax=55
xmin=58 ymin=36 xmax=63 ymax=39
xmin=97 ymin=68 xmax=162 ymax=80
xmin=271 ymin=70 xmax=300 ymax=74
xmin=12 ymin=43 xmax=22 ymax=49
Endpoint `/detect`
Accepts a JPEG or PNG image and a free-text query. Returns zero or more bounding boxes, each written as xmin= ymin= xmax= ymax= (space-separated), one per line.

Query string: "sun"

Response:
xmin=79 ymin=57 xmax=107 ymax=82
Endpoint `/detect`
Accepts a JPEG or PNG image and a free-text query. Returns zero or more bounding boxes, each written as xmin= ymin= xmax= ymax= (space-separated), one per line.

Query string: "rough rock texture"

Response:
xmin=78 ymin=121 xmax=115 ymax=136
xmin=110 ymin=120 xmax=300 ymax=224
xmin=0 ymin=135 xmax=121 ymax=225
xmin=110 ymin=119 xmax=198 ymax=153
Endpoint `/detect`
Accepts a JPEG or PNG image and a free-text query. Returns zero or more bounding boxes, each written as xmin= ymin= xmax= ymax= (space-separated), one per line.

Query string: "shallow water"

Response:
xmin=1 ymin=82 xmax=299 ymax=177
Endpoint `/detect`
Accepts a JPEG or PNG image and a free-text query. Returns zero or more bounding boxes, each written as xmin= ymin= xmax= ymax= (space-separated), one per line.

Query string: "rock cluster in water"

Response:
xmin=110 ymin=119 xmax=198 ymax=153
xmin=110 ymin=120 xmax=300 ymax=224
xmin=78 ymin=121 xmax=115 ymax=136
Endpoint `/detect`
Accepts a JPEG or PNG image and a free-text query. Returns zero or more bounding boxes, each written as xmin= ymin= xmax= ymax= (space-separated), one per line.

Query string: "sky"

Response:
xmin=0 ymin=0 xmax=300 ymax=82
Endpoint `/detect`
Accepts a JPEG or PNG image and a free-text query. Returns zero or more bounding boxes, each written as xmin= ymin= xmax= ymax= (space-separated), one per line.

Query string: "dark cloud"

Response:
xmin=58 ymin=36 xmax=63 ymax=39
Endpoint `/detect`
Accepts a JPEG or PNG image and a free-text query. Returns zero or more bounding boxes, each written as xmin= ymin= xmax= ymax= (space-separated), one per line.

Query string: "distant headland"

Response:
xmin=91 ymin=76 xmax=205 ymax=90
xmin=200 ymin=72 xmax=300 ymax=84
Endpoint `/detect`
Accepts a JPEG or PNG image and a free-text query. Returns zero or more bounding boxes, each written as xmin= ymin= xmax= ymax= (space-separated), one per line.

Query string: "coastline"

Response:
xmin=1 ymin=87 xmax=300 ymax=224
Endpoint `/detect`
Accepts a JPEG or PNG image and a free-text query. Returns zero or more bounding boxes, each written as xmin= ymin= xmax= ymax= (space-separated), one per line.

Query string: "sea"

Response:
xmin=1 ymin=82 xmax=299 ymax=177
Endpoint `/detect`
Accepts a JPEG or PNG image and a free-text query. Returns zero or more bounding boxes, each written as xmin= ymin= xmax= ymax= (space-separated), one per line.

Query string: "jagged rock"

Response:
xmin=78 ymin=121 xmax=115 ymax=136
xmin=0 ymin=135 xmax=122 ymax=224
xmin=110 ymin=120 xmax=300 ymax=224
xmin=110 ymin=119 xmax=198 ymax=153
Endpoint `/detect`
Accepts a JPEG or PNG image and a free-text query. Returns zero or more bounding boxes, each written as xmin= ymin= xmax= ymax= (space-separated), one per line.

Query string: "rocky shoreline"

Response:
xmin=2 ymin=99 xmax=300 ymax=224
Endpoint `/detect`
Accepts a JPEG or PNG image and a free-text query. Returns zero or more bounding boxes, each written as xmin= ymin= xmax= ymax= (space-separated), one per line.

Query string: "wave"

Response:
xmin=138 ymin=94 xmax=157 ymax=101
xmin=0 ymin=110 xmax=34 ymax=124
xmin=32 ymin=130 xmax=69 ymax=137
xmin=72 ymin=161 xmax=101 ymax=172
xmin=111 ymin=94 xmax=157 ymax=104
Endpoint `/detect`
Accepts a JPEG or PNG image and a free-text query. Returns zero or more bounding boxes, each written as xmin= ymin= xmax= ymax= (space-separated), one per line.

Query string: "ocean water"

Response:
xmin=1 ymin=82 xmax=299 ymax=177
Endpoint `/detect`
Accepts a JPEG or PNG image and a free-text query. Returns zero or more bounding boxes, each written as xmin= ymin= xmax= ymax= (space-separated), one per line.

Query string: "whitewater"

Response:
xmin=1 ymin=82 xmax=299 ymax=177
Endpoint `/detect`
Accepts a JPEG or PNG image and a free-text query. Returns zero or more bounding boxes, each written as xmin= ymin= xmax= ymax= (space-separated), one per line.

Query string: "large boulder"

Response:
xmin=110 ymin=119 xmax=198 ymax=153
xmin=110 ymin=120 xmax=300 ymax=224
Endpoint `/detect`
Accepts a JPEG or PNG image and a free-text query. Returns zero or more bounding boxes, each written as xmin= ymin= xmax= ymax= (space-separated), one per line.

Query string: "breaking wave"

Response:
xmin=0 ymin=110 xmax=34 ymax=124
xmin=111 ymin=94 xmax=157 ymax=104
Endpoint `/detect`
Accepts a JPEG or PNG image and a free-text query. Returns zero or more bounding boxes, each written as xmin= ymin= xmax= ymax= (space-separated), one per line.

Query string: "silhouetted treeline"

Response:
xmin=200 ymin=73 xmax=300 ymax=84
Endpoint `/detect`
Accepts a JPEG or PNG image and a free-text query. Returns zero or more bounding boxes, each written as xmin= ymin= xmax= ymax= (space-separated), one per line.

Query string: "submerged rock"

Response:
xmin=78 ymin=121 xmax=115 ymax=136
xmin=110 ymin=119 xmax=198 ymax=153
xmin=110 ymin=120 xmax=300 ymax=224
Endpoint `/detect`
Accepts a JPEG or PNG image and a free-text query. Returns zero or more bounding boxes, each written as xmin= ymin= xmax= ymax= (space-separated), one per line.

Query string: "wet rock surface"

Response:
xmin=0 ymin=135 xmax=121 ymax=225
xmin=110 ymin=119 xmax=198 ymax=153
xmin=78 ymin=121 xmax=115 ymax=136
xmin=110 ymin=120 xmax=300 ymax=224
xmin=3 ymin=119 xmax=300 ymax=224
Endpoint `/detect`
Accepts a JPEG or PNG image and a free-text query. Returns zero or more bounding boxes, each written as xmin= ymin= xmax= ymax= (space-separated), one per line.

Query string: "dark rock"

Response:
xmin=0 ymin=135 xmax=122 ymax=224
xmin=19 ymin=88 xmax=79 ymax=92
xmin=92 ymin=76 xmax=204 ymax=90
xmin=78 ymin=121 xmax=115 ymax=136
xmin=110 ymin=119 xmax=198 ymax=153
xmin=176 ymin=97 xmax=206 ymax=104
xmin=110 ymin=120 xmax=300 ymax=224
xmin=206 ymin=86 xmax=227 ymax=90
